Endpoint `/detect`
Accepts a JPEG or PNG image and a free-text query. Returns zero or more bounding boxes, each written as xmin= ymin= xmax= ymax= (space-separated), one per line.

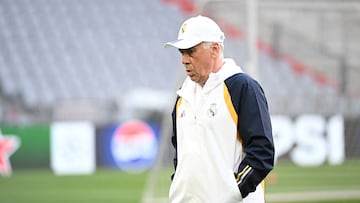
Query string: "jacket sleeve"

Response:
xmin=231 ymin=75 xmax=275 ymax=198
xmin=170 ymin=96 xmax=180 ymax=180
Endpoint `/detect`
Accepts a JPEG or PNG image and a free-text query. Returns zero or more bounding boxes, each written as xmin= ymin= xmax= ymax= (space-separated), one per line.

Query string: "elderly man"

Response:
xmin=165 ymin=15 xmax=275 ymax=203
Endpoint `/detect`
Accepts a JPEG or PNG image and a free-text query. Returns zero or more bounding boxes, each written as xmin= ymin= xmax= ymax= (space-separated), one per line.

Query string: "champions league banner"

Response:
xmin=1 ymin=114 xmax=357 ymax=176
xmin=96 ymin=120 xmax=160 ymax=173
xmin=0 ymin=119 xmax=161 ymax=175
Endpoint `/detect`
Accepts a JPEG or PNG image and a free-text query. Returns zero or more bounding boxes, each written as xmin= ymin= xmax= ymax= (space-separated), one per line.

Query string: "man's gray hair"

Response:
xmin=202 ymin=42 xmax=224 ymax=58
xmin=202 ymin=42 xmax=224 ymax=50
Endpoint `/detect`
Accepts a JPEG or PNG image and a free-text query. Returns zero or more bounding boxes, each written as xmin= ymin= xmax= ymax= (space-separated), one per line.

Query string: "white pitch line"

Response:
xmin=266 ymin=189 xmax=360 ymax=202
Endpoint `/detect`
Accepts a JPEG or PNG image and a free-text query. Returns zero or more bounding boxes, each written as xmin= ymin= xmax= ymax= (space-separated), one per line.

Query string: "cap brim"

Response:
xmin=164 ymin=39 xmax=202 ymax=49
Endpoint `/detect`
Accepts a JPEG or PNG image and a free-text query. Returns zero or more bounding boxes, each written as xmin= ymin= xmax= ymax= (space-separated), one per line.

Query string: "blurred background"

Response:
xmin=0 ymin=0 xmax=359 ymax=202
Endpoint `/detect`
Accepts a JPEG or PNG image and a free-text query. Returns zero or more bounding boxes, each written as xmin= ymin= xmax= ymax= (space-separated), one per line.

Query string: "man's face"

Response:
xmin=179 ymin=43 xmax=214 ymax=86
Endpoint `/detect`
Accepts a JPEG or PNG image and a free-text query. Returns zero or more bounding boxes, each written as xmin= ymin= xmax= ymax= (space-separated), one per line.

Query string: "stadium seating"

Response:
xmin=0 ymin=0 xmax=185 ymax=109
xmin=0 ymin=0 xmax=359 ymax=123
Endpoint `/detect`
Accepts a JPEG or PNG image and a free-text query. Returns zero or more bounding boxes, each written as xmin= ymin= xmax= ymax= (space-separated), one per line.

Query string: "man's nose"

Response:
xmin=182 ymin=54 xmax=190 ymax=65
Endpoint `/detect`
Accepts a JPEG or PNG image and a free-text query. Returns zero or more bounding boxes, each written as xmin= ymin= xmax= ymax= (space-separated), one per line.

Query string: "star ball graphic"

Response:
xmin=0 ymin=130 xmax=21 ymax=177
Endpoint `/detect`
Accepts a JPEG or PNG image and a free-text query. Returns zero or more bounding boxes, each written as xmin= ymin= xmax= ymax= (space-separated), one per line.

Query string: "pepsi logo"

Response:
xmin=111 ymin=120 xmax=158 ymax=172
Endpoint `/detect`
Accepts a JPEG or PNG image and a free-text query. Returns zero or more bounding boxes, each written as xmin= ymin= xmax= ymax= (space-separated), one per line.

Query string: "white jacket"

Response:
xmin=169 ymin=59 xmax=273 ymax=203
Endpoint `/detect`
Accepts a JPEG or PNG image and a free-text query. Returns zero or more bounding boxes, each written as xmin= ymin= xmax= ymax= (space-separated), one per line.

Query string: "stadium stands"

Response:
xmin=0 ymin=0 xmax=185 ymax=108
xmin=0 ymin=0 xmax=359 ymax=123
xmin=203 ymin=0 xmax=360 ymax=116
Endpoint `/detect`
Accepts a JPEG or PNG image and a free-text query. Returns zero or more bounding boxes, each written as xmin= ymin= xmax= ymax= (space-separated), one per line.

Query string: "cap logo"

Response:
xmin=180 ymin=23 xmax=187 ymax=34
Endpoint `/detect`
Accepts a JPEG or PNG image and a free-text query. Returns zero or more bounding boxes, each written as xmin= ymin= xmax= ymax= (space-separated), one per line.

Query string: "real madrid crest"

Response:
xmin=207 ymin=103 xmax=217 ymax=117
xmin=180 ymin=23 xmax=187 ymax=34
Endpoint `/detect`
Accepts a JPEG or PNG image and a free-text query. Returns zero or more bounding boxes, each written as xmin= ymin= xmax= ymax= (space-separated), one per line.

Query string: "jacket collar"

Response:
xmin=177 ymin=58 xmax=243 ymax=100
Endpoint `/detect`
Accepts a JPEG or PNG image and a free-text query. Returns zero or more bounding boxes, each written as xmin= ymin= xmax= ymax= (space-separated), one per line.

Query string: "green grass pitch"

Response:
xmin=0 ymin=160 xmax=359 ymax=203
xmin=265 ymin=159 xmax=360 ymax=203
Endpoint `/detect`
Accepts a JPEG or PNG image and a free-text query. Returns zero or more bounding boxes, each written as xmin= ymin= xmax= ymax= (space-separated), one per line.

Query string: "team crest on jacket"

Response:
xmin=207 ymin=103 xmax=217 ymax=117
xmin=179 ymin=110 xmax=185 ymax=118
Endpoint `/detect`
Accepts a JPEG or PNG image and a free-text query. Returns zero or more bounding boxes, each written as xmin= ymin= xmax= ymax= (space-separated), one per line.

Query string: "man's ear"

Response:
xmin=211 ymin=42 xmax=221 ymax=57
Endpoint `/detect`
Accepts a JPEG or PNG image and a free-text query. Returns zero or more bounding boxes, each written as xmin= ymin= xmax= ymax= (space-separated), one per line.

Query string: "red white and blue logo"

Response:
xmin=110 ymin=120 xmax=158 ymax=172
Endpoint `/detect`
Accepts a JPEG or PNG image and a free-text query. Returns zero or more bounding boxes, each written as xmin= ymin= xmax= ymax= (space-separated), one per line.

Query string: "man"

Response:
xmin=164 ymin=15 xmax=274 ymax=203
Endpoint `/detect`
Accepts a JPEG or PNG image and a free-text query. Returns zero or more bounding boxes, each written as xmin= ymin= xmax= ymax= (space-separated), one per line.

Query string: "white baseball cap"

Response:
xmin=164 ymin=15 xmax=225 ymax=49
